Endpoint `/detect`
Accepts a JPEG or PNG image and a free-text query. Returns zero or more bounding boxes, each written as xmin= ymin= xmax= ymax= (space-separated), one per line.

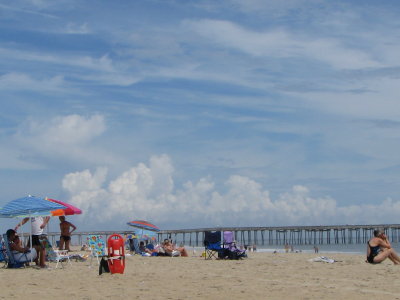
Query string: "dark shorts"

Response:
xmin=31 ymin=235 xmax=41 ymax=247
xmin=60 ymin=235 xmax=71 ymax=242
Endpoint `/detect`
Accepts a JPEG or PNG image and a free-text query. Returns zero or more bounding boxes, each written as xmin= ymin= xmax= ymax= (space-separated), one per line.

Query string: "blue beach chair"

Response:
xmin=0 ymin=235 xmax=6 ymax=267
xmin=204 ymin=231 xmax=222 ymax=260
xmin=2 ymin=233 xmax=30 ymax=268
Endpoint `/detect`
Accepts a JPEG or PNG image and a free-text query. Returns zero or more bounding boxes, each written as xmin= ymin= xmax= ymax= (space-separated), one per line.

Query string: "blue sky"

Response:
xmin=1 ymin=0 xmax=400 ymax=232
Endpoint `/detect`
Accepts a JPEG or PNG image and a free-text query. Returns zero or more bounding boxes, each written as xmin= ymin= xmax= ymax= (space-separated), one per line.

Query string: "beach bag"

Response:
xmin=99 ymin=257 xmax=110 ymax=275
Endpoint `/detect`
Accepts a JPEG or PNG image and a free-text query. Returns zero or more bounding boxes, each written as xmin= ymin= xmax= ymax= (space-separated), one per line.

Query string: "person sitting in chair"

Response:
xmin=162 ymin=239 xmax=188 ymax=257
xmin=139 ymin=241 xmax=156 ymax=256
xmin=6 ymin=229 xmax=46 ymax=268
xmin=367 ymin=229 xmax=400 ymax=264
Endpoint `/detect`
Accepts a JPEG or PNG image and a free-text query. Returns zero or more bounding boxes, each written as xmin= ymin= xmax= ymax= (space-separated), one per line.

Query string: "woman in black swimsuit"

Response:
xmin=367 ymin=229 xmax=400 ymax=264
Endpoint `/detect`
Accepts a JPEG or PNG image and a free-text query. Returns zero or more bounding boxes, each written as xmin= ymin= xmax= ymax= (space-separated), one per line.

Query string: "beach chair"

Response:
xmin=39 ymin=235 xmax=71 ymax=269
xmin=128 ymin=235 xmax=141 ymax=254
xmin=87 ymin=235 xmax=107 ymax=266
xmin=222 ymin=231 xmax=246 ymax=259
xmin=204 ymin=231 xmax=222 ymax=260
xmin=0 ymin=235 xmax=7 ymax=267
xmin=2 ymin=233 xmax=30 ymax=268
xmin=146 ymin=243 xmax=154 ymax=251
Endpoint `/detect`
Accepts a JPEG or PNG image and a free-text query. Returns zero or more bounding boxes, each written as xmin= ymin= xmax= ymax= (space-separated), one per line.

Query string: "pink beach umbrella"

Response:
xmin=46 ymin=198 xmax=82 ymax=216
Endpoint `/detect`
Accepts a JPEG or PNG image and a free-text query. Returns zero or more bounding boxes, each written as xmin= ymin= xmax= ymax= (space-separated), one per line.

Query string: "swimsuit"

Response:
xmin=60 ymin=235 xmax=71 ymax=241
xmin=367 ymin=241 xmax=381 ymax=263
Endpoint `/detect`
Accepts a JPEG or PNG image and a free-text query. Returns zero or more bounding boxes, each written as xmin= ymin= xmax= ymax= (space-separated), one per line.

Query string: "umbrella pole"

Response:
xmin=30 ymin=215 xmax=33 ymax=263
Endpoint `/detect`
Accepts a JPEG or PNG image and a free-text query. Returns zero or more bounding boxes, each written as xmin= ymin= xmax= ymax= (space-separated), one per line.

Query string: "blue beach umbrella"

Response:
xmin=0 ymin=195 xmax=66 ymax=217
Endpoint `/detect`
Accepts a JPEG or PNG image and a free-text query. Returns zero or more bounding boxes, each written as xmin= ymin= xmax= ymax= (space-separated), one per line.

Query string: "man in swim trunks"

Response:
xmin=59 ymin=216 xmax=77 ymax=251
xmin=367 ymin=229 xmax=400 ymax=264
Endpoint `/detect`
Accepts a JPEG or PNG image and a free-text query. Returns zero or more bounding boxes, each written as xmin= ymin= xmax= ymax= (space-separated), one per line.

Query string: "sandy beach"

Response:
xmin=2 ymin=250 xmax=400 ymax=300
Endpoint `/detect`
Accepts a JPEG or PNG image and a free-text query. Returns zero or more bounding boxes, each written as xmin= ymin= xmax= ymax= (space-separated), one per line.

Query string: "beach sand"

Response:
xmin=1 ymin=250 xmax=400 ymax=300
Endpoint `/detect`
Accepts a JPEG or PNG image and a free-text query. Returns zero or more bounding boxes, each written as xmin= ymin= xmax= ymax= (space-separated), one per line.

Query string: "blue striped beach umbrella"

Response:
xmin=0 ymin=195 xmax=66 ymax=217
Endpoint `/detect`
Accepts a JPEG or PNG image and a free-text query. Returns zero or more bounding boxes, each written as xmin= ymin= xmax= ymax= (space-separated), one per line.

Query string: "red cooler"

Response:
xmin=107 ymin=234 xmax=125 ymax=274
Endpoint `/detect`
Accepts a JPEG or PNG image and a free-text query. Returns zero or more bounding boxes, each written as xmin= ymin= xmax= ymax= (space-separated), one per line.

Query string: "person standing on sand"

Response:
xmin=59 ymin=216 xmax=77 ymax=251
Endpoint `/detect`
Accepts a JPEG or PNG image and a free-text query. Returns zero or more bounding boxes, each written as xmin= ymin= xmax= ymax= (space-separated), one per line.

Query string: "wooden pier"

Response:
xmin=18 ymin=224 xmax=400 ymax=247
xmin=157 ymin=224 xmax=400 ymax=246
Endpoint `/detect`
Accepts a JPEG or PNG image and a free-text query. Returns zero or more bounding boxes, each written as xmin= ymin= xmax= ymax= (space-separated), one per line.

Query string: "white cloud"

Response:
xmin=62 ymin=154 xmax=400 ymax=229
xmin=65 ymin=22 xmax=90 ymax=34
xmin=16 ymin=114 xmax=105 ymax=146
xmin=291 ymin=77 xmax=400 ymax=120
xmin=185 ymin=19 xmax=380 ymax=70
xmin=0 ymin=49 xmax=139 ymax=87
xmin=0 ymin=72 xmax=65 ymax=92
xmin=11 ymin=114 xmax=112 ymax=167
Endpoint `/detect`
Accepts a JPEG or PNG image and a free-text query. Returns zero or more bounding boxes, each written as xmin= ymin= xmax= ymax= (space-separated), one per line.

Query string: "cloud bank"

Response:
xmin=62 ymin=154 xmax=400 ymax=230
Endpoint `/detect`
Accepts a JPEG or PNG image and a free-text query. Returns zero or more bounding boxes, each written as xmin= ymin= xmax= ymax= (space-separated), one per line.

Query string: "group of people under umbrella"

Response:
xmin=0 ymin=195 xmax=80 ymax=268
xmin=126 ymin=220 xmax=188 ymax=257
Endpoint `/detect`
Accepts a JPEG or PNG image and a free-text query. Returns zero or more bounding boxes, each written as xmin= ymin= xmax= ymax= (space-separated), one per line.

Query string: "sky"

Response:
xmin=1 ymin=0 xmax=400 ymax=232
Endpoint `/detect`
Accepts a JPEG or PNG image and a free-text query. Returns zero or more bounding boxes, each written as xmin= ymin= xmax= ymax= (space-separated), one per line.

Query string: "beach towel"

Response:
xmin=308 ymin=256 xmax=336 ymax=263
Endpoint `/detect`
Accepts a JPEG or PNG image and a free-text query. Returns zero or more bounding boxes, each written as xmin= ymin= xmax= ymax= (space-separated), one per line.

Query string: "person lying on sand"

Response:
xmin=366 ymin=229 xmax=400 ymax=264
xmin=162 ymin=239 xmax=188 ymax=257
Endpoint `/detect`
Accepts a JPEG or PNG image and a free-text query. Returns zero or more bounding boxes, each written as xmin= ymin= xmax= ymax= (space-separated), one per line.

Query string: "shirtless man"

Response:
xmin=59 ymin=216 xmax=77 ymax=251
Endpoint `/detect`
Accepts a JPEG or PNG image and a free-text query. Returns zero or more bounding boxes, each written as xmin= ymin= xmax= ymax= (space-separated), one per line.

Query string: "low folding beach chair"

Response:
xmin=222 ymin=231 xmax=247 ymax=260
xmin=2 ymin=233 xmax=30 ymax=268
xmin=204 ymin=231 xmax=222 ymax=260
xmin=87 ymin=235 xmax=107 ymax=266
xmin=39 ymin=235 xmax=72 ymax=269
xmin=223 ymin=231 xmax=234 ymax=248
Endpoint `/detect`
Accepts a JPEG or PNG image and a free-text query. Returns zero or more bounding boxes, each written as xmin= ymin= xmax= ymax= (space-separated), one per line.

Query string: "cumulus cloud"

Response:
xmin=62 ymin=154 xmax=400 ymax=230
